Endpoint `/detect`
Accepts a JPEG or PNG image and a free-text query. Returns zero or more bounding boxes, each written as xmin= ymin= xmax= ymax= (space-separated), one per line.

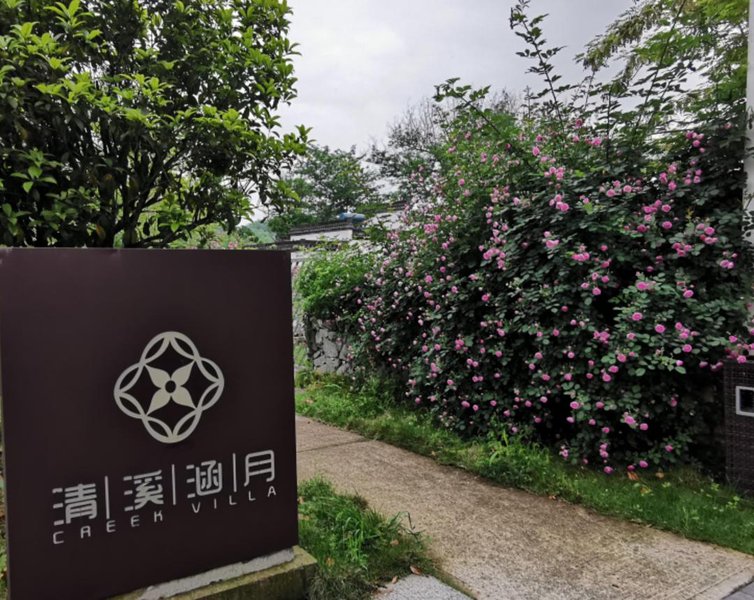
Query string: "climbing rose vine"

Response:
xmin=337 ymin=110 xmax=753 ymax=472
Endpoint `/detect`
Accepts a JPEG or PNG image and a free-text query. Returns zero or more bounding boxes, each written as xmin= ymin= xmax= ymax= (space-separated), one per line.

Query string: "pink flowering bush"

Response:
xmin=297 ymin=4 xmax=754 ymax=473
xmin=326 ymin=97 xmax=754 ymax=473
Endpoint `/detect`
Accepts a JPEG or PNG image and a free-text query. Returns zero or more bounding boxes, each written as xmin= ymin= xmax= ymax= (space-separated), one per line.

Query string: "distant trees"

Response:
xmin=369 ymin=91 xmax=519 ymax=205
xmin=268 ymin=144 xmax=381 ymax=236
xmin=370 ymin=99 xmax=446 ymax=185
xmin=268 ymin=92 xmax=520 ymax=238
xmin=0 ymin=0 xmax=308 ymax=247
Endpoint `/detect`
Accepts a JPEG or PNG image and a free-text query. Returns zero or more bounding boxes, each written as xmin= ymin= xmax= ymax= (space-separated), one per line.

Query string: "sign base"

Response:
xmin=114 ymin=546 xmax=317 ymax=600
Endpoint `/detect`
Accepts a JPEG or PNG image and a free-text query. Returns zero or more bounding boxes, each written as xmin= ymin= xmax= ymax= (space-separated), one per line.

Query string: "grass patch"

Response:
xmin=296 ymin=374 xmax=754 ymax=556
xmin=298 ymin=477 xmax=434 ymax=600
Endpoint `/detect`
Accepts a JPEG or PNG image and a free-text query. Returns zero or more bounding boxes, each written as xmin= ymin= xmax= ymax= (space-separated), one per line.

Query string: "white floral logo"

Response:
xmin=114 ymin=332 xmax=224 ymax=444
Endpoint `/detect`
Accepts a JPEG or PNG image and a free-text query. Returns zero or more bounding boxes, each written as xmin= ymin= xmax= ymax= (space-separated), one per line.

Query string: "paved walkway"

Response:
xmin=296 ymin=416 xmax=754 ymax=600
xmin=374 ymin=574 xmax=470 ymax=599
xmin=727 ymin=581 xmax=754 ymax=600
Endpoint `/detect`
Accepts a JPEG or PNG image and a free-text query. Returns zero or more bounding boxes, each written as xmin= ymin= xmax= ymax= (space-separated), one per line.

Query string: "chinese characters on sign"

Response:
xmin=51 ymin=450 xmax=277 ymax=545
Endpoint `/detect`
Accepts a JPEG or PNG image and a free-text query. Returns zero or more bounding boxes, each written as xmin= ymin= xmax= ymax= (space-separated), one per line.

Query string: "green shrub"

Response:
xmin=295 ymin=248 xmax=375 ymax=322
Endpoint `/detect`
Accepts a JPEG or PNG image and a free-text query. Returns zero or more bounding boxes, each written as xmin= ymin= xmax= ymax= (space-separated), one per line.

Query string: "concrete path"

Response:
xmin=726 ymin=581 xmax=754 ymax=600
xmin=296 ymin=416 xmax=754 ymax=600
xmin=375 ymin=574 xmax=470 ymax=599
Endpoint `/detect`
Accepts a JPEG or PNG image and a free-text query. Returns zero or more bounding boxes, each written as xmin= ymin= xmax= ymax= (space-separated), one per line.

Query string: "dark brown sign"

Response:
xmin=0 ymin=249 xmax=298 ymax=599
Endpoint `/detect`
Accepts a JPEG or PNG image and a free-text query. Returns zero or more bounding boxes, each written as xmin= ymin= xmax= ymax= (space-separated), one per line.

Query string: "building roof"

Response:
xmin=288 ymin=221 xmax=357 ymax=237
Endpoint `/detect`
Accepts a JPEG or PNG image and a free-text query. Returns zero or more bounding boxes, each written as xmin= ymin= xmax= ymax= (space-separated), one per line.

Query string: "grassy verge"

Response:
xmin=296 ymin=374 xmax=754 ymax=556
xmin=298 ymin=477 xmax=434 ymax=600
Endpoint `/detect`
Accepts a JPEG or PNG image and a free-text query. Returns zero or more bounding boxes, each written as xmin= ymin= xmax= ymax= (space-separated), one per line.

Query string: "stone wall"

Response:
xmin=292 ymin=265 xmax=349 ymax=374
xmin=304 ymin=318 xmax=350 ymax=374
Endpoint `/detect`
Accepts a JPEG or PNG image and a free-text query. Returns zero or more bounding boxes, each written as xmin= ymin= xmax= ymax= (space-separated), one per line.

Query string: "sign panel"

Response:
xmin=0 ymin=249 xmax=298 ymax=599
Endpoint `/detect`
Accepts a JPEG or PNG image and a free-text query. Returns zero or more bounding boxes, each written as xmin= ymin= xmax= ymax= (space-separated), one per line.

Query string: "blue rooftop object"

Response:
xmin=337 ymin=211 xmax=366 ymax=222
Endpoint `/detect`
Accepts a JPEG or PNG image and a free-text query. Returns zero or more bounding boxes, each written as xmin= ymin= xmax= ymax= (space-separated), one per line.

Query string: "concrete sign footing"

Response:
xmin=114 ymin=546 xmax=317 ymax=600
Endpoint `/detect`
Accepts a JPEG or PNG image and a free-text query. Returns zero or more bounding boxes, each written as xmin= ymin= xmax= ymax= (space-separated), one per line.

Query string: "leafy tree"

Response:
xmin=582 ymin=0 xmax=747 ymax=114
xmin=268 ymin=143 xmax=381 ymax=236
xmin=370 ymin=98 xmax=446 ymax=185
xmin=0 ymin=0 xmax=308 ymax=247
xmin=286 ymin=144 xmax=380 ymax=218
xmin=371 ymin=91 xmax=519 ymax=203
xmin=266 ymin=209 xmax=318 ymax=239
xmin=509 ymin=0 xmax=749 ymax=184
xmin=171 ymin=221 xmax=274 ymax=249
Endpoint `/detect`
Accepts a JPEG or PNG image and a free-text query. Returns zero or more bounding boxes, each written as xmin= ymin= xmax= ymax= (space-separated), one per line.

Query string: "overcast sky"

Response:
xmin=278 ymin=0 xmax=635 ymax=153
